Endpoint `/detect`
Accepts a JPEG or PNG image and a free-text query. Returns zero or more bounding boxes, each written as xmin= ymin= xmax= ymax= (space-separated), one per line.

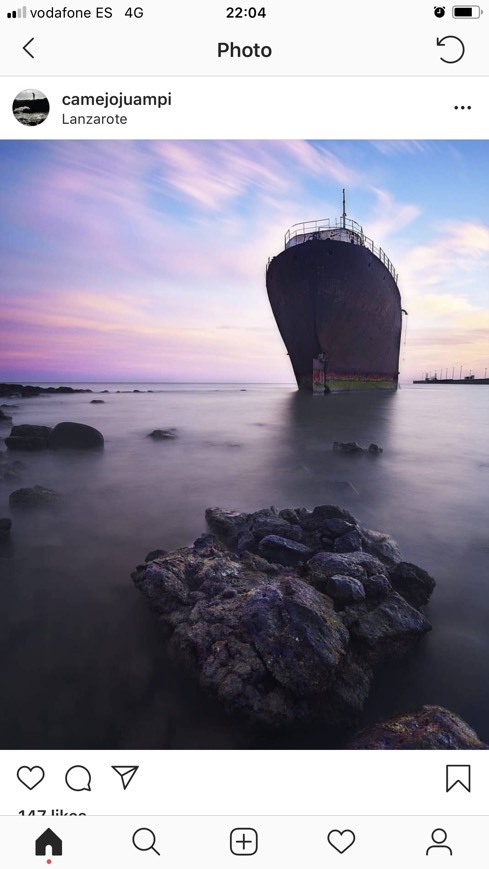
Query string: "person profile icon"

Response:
xmin=426 ymin=828 xmax=453 ymax=856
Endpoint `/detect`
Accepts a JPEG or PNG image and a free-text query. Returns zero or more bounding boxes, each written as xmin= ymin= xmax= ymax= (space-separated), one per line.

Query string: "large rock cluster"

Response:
xmin=132 ymin=505 xmax=436 ymax=729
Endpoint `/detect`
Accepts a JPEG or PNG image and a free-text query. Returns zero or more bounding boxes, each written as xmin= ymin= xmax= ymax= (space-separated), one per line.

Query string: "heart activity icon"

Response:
xmin=16 ymin=766 xmax=45 ymax=790
xmin=327 ymin=829 xmax=356 ymax=853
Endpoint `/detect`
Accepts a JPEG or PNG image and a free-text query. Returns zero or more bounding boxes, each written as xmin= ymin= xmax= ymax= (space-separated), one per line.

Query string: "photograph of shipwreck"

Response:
xmin=0 ymin=140 xmax=488 ymax=750
xmin=266 ymin=190 xmax=405 ymax=393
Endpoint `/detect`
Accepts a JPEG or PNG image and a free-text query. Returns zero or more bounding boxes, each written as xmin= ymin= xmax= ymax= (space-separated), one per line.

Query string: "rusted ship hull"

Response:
xmin=266 ymin=238 xmax=402 ymax=392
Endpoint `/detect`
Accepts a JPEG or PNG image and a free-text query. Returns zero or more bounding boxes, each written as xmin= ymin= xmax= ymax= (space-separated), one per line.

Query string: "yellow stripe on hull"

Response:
xmin=327 ymin=379 xmax=397 ymax=392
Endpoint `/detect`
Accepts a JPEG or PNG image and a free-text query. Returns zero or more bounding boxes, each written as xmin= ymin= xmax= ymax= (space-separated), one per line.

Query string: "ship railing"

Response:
xmin=285 ymin=217 xmax=364 ymax=244
xmin=284 ymin=218 xmax=398 ymax=282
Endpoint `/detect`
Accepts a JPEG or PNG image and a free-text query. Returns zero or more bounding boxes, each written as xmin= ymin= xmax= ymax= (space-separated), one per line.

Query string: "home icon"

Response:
xmin=35 ymin=828 xmax=63 ymax=856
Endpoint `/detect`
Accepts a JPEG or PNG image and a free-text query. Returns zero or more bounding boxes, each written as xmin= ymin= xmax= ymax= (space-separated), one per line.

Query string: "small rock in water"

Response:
xmin=347 ymin=705 xmax=488 ymax=749
xmin=333 ymin=441 xmax=364 ymax=454
xmin=5 ymin=424 xmax=53 ymax=451
xmin=9 ymin=485 xmax=61 ymax=508
xmin=148 ymin=429 xmax=178 ymax=440
xmin=0 ymin=409 xmax=13 ymax=423
xmin=49 ymin=422 xmax=104 ymax=450
xmin=332 ymin=442 xmax=384 ymax=456
xmin=90 ymin=399 xmax=105 ymax=404
xmin=368 ymin=443 xmax=383 ymax=455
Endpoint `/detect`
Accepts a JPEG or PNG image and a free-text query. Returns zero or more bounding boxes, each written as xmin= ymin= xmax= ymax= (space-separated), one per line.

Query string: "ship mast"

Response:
xmin=342 ymin=189 xmax=346 ymax=229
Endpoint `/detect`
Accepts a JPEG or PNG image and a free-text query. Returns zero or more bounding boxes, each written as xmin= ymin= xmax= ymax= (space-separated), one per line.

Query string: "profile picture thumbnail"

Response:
xmin=12 ymin=88 xmax=50 ymax=126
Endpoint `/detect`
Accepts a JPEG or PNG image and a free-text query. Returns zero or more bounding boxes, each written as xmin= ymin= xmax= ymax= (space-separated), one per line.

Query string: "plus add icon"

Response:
xmin=230 ymin=828 xmax=258 ymax=856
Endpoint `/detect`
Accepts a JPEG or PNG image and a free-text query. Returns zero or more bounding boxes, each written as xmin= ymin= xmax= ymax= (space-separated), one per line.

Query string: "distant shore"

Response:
xmin=412 ymin=378 xmax=489 ymax=385
xmin=0 ymin=383 xmax=93 ymax=398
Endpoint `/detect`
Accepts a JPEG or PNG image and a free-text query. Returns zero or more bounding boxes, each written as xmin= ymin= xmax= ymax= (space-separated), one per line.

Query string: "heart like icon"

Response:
xmin=327 ymin=829 xmax=356 ymax=854
xmin=17 ymin=766 xmax=45 ymax=790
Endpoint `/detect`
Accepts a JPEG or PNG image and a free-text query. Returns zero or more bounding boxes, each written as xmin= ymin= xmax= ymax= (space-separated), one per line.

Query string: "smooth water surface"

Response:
xmin=0 ymin=383 xmax=488 ymax=747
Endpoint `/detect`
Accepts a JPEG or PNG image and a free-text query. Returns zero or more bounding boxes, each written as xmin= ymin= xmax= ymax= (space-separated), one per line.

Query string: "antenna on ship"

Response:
xmin=342 ymin=189 xmax=346 ymax=229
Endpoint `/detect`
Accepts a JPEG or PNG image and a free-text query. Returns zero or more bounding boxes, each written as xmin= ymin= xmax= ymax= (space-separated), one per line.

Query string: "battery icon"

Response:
xmin=453 ymin=5 xmax=481 ymax=15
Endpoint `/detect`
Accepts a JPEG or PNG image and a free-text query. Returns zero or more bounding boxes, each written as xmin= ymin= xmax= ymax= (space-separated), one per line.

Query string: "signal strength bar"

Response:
xmin=7 ymin=6 xmax=27 ymax=17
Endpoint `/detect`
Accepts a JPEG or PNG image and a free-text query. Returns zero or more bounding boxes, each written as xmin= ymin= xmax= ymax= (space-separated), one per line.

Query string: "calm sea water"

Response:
xmin=0 ymin=383 xmax=488 ymax=748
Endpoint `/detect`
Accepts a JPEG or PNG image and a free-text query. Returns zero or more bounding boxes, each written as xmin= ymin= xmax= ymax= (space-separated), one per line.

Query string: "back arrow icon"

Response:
xmin=23 ymin=37 xmax=35 ymax=58
xmin=437 ymin=35 xmax=465 ymax=64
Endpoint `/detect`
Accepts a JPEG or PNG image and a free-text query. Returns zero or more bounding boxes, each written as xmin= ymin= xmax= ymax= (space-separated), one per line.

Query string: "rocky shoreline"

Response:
xmin=0 ymin=383 xmax=93 ymax=398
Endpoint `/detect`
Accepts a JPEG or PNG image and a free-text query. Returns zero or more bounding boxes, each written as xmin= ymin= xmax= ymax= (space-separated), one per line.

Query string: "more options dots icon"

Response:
xmin=230 ymin=828 xmax=258 ymax=856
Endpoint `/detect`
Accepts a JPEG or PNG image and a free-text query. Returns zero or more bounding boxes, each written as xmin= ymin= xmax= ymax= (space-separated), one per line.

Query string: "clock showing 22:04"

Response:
xmin=226 ymin=7 xmax=267 ymax=17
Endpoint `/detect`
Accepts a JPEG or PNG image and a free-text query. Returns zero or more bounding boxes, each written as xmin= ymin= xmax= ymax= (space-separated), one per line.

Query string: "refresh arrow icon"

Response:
xmin=437 ymin=35 xmax=465 ymax=64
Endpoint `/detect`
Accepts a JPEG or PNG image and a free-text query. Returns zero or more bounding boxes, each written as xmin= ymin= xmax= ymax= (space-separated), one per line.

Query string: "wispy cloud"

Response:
xmin=1 ymin=140 xmax=488 ymax=381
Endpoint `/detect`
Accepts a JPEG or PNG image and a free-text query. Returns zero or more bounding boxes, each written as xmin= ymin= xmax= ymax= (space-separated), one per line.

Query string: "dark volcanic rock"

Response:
xmin=0 ymin=518 xmax=12 ymax=539
xmin=9 ymin=485 xmax=61 ymax=508
xmin=368 ymin=443 xmax=383 ymax=455
xmin=132 ymin=535 xmax=370 ymax=727
xmin=348 ymin=705 xmax=488 ymax=749
xmin=278 ymin=508 xmax=301 ymax=525
xmin=49 ymin=422 xmax=104 ymax=450
xmin=319 ymin=518 xmax=357 ymax=538
xmin=133 ymin=504 xmax=436 ymax=729
xmin=0 ymin=409 xmax=12 ymax=423
xmin=205 ymin=507 xmax=251 ymax=545
xmin=343 ymin=592 xmax=431 ymax=662
xmin=0 ymin=383 xmax=92 ymax=398
xmin=90 ymin=399 xmax=105 ymax=404
xmin=250 ymin=513 xmax=302 ymax=543
xmin=324 ymin=574 xmax=366 ymax=607
xmin=333 ymin=442 xmax=384 ymax=456
xmin=333 ymin=441 xmax=364 ymax=454
xmin=307 ymin=551 xmax=385 ymax=591
xmin=148 ymin=428 xmax=178 ymax=440
xmin=257 ymin=535 xmax=314 ymax=567
xmin=333 ymin=529 xmax=364 ymax=553
xmin=389 ymin=561 xmax=436 ymax=608
xmin=303 ymin=504 xmax=358 ymax=527
xmin=145 ymin=548 xmax=168 ymax=562
xmin=359 ymin=527 xmax=402 ymax=567
xmin=361 ymin=573 xmax=392 ymax=598
xmin=5 ymin=424 xmax=53 ymax=451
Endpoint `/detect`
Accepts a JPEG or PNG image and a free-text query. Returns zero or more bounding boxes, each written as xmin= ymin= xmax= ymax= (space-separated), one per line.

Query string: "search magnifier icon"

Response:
xmin=132 ymin=828 xmax=161 ymax=856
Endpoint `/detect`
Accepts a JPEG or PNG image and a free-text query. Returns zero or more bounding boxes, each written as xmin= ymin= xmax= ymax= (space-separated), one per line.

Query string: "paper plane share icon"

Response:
xmin=111 ymin=765 xmax=139 ymax=790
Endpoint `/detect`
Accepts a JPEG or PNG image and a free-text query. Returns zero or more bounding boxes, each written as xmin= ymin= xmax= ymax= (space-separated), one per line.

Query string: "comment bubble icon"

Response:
xmin=65 ymin=765 xmax=92 ymax=792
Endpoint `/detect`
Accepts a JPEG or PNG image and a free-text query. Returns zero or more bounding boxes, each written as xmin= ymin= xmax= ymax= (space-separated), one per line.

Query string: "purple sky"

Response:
xmin=1 ymin=140 xmax=488 ymax=382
